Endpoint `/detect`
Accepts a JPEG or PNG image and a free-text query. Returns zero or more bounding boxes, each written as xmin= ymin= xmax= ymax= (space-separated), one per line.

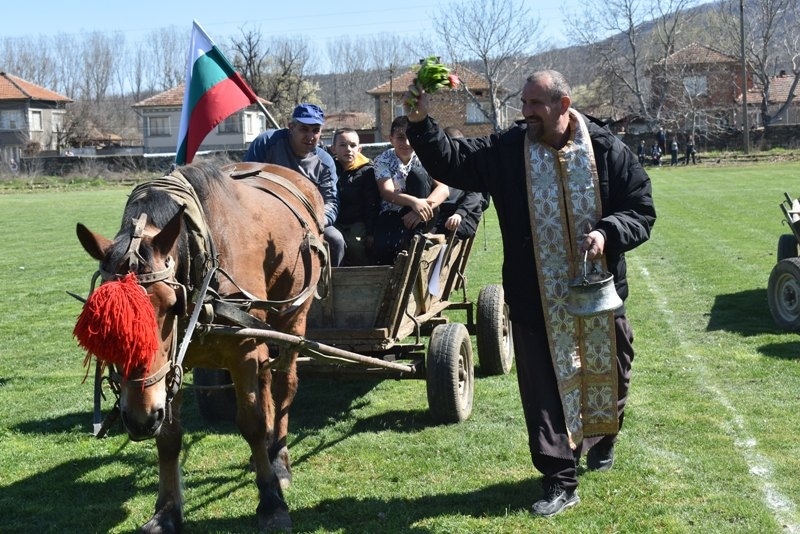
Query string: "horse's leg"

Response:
xmin=234 ymin=344 xmax=291 ymax=532
xmin=269 ymin=346 xmax=299 ymax=491
xmin=141 ymin=391 xmax=184 ymax=534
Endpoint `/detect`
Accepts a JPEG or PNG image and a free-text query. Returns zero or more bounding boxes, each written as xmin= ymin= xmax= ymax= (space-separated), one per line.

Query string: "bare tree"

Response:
xmin=230 ymin=27 xmax=270 ymax=97
xmin=715 ymin=0 xmax=800 ymax=129
xmin=145 ymin=27 xmax=188 ymax=92
xmin=80 ymin=31 xmax=123 ymax=103
xmin=434 ymin=0 xmax=540 ymax=131
xmin=569 ymin=0 xmax=699 ymax=124
xmin=325 ymin=36 xmax=372 ymax=112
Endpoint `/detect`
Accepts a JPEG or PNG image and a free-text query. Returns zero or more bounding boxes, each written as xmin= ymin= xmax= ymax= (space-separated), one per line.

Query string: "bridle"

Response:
xmin=93 ymin=213 xmax=187 ymax=412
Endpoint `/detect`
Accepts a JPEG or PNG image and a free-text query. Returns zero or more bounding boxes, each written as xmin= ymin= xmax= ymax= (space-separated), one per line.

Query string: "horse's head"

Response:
xmin=75 ymin=206 xmax=187 ymax=440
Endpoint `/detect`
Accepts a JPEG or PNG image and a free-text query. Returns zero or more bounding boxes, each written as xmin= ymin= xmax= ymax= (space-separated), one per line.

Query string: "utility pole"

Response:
xmin=740 ymin=0 xmax=750 ymax=154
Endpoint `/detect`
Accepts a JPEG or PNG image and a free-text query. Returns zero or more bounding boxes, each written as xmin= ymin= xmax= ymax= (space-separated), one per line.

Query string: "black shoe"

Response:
xmin=531 ymin=484 xmax=580 ymax=517
xmin=587 ymin=444 xmax=615 ymax=471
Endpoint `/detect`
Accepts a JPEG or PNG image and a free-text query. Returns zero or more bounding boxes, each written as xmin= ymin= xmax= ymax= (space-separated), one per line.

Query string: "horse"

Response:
xmin=74 ymin=161 xmax=328 ymax=532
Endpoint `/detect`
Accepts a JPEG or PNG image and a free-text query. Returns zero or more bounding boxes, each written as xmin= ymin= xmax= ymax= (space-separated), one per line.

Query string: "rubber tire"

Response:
xmin=777 ymin=234 xmax=799 ymax=261
xmin=426 ymin=323 xmax=474 ymax=424
xmin=193 ymin=368 xmax=236 ymax=422
xmin=768 ymin=257 xmax=800 ymax=330
xmin=476 ymin=284 xmax=514 ymax=375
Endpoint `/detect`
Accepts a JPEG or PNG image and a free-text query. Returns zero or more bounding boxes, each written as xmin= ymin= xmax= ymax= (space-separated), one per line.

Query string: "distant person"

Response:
xmin=685 ymin=135 xmax=697 ymax=165
xmin=637 ymin=140 xmax=646 ymax=165
xmin=669 ymin=138 xmax=679 ymax=166
xmin=330 ymin=128 xmax=381 ymax=266
xmin=372 ymin=115 xmax=449 ymax=265
xmin=651 ymin=143 xmax=662 ymax=167
xmin=656 ymin=127 xmax=667 ymax=156
xmin=244 ymin=103 xmax=345 ymax=266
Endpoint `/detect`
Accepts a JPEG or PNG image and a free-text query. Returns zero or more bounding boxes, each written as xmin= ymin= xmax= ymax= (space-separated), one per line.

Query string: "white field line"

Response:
xmin=639 ymin=265 xmax=799 ymax=533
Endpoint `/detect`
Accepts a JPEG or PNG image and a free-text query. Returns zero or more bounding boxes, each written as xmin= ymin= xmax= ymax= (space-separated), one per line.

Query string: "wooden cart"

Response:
xmin=195 ymin=233 xmax=514 ymax=425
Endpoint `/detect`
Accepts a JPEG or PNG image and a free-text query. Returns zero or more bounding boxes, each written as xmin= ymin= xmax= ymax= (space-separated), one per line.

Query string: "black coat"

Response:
xmin=407 ymin=115 xmax=656 ymax=326
xmin=334 ymin=159 xmax=381 ymax=235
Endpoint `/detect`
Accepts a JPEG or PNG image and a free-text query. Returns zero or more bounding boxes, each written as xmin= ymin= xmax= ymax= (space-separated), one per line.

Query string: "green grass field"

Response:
xmin=1 ymin=162 xmax=799 ymax=533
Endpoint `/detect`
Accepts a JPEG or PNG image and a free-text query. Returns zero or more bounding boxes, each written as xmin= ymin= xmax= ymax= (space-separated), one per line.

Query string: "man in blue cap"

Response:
xmin=244 ymin=103 xmax=345 ymax=266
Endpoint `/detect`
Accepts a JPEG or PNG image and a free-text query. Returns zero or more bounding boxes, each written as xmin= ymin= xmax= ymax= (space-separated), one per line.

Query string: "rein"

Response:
xmin=88 ymin=166 xmax=329 ymax=436
xmin=91 ymin=213 xmax=187 ymax=427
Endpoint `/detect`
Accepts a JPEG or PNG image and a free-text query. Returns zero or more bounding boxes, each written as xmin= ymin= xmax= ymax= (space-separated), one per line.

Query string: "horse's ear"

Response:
xmin=76 ymin=223 xmax=112 ymax=261
xmin=151 ymin=205 xmax=186 ymax=257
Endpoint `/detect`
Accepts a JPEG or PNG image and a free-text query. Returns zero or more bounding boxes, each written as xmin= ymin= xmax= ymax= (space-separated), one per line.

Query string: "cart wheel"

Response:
xmin=476 ymin=284 xmax=514 ymax=375
xmin=777 ymin=234 xmax=799 ymax=261
xmin=768 ymin=258 xmax=800 ymax=330
xmin=193 ymin=368 xmax=236 ymax=422
xmin=426 ymin=323 xmax=474 ymax=423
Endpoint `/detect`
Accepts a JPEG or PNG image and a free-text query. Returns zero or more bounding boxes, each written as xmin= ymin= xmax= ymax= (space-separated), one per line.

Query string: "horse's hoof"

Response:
xmin=140 ymin=508 xmax=183 ymax=534
xmin=258 ymin=509 xmax=292 ymax=533
xmin=272 ymin=446 xmax=292 ymax=490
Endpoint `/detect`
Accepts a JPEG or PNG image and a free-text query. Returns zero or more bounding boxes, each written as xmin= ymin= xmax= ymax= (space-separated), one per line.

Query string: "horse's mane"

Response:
xmin=105 ymin=161 xmax=230 ymax=276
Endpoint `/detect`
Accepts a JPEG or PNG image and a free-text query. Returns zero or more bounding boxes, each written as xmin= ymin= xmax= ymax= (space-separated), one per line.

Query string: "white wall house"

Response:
xmin=0 ymin=72 xmax=71 ymax=163
xmin=132 ymin=84 xmax=270 ymax=155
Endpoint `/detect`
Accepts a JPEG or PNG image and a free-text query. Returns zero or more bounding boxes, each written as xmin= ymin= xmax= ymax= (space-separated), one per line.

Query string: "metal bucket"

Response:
xmin=566 ymin=253 xmax=622 ymax=317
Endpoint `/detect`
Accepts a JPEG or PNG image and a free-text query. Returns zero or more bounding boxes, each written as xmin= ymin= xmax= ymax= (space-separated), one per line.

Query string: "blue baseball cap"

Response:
xmin=291 ymin=103 xmax=325 ymax=125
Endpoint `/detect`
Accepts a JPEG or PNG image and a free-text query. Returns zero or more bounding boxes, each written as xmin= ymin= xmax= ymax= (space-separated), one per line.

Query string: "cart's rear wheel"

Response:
xmin=426 ymin=323 xmax=474 ymax=423
xmin=768 ymin=257 xmax=800 ymax=330
xmin=777 ymin=234 xmax=799 ymax=261
xmin=193 ymin=368 xmax=236 ymax=422
xmin=476 ymin=284 xmax=514 ymax=375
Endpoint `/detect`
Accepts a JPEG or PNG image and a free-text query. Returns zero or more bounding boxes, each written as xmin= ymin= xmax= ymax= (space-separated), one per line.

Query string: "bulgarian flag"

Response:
xmin=175 ymin=20 xmax=260 ymax=165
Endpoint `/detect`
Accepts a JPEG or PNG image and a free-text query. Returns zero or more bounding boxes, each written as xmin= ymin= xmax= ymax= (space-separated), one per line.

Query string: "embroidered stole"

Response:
xmin=524 ymin=109 xmax=619 ymax=448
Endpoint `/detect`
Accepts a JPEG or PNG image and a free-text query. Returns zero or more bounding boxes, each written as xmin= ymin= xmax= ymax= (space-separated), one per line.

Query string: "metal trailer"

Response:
xmin=767 ymin=192 xmax=800 ymax=329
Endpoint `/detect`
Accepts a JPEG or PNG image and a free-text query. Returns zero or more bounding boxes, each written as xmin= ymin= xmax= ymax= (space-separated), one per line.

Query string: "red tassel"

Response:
xmin=73 ymin=272 xmax=159 ymax=378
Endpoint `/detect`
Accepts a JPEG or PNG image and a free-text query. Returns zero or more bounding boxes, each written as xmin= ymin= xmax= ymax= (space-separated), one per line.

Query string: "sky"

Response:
xmin=0 ymin=0 xmax=580 ymax=72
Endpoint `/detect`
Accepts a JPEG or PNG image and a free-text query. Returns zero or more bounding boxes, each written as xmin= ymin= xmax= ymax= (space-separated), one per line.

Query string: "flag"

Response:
xmin=175 ymin=20 xmax=260 ymax=165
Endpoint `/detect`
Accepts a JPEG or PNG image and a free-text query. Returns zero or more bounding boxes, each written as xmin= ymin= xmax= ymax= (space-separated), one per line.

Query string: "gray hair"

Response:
xmin=526 ymin=70 xmax=571 ymax=101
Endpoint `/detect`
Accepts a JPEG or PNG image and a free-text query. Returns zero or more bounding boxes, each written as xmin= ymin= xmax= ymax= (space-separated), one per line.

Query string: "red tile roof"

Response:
xmin=744 ymin=72 xmax=800 ymax=103
xmin=133 ymin=84 xmax=271 ymax=108
xmin=0 ymin=72 xmax=71 ymax=102
xmin=367 ymin=64 xmax=495 ymax=94
xmin=663 ymin=42 xmax=737 ymax=65
xmin=133 ymin=85 xmax=186 ymax=107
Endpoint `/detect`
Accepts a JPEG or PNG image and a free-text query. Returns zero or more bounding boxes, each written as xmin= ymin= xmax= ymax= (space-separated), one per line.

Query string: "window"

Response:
xmin=0 ymin=110 xmax=23 ymax=129
xmin=52 ymin=112 xmax=65 ymax=132
xmin=466 ymin=102 xmax=490 ymax=124
xmin=683 ymin=75 xmax=708 ymax=97
xmin=147 ymin=116 xmax=170 ymax=137
xmin=393 ymin=103 xmax=405 ymax=119
xmin=245 ymin=113 xmax=255 ymax=135
xmin=30 ymin=111 xmax=43 ymax=131
xmin=218 ymin=114 xmax=241 ymax=134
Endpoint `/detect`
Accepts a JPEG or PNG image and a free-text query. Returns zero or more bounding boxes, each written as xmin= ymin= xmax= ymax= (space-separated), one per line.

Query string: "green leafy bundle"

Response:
xmin=415 ymin=56 xmax=460 ymax=93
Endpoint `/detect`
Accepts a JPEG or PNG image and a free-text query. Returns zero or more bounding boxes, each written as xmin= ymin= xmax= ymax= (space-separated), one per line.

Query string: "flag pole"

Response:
xmin=255 ymin=100 xmax=280 ymax=129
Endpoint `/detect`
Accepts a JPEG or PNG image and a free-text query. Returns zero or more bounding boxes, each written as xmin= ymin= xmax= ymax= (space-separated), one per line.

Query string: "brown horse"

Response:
xmin=74 ymin=161 xmax=327 ymax=532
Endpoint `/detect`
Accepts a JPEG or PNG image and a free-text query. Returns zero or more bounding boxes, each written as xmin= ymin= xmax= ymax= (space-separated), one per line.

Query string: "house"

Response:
xmin=648 ymin=42 xmax=751 ymax=134
xmin=366 ymin=64 xmax=508 ymax=141
xmin=321 ymin=111 xmax=376 ymax=145
xmin=740 ymin=70 xmax=800 ymax=127
xmin=132 ymin=84 xmax=271 ymax=156
xmin=0 ymin=72 xmax=72 ymax=163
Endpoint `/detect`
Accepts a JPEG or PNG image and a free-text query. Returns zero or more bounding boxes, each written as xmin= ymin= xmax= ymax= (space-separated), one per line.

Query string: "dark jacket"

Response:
xmin=407 ymin=115 xmax=656 ymax=326
xmin=436 ymin=187 xmax=489 ymax=239
xmin=244 ymin=128 xmax=339 ymax=226
xmin=334 ymin=156 xmax=381 ymax=235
